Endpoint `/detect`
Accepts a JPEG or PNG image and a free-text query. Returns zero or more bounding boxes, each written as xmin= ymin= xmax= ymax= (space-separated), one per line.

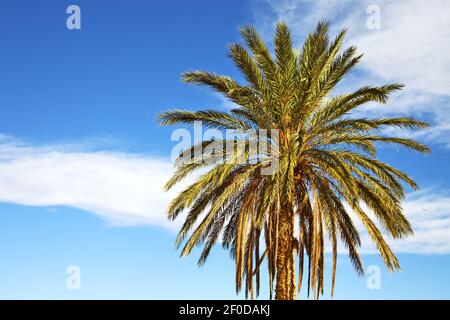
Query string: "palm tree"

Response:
xmin=159 ymin=21 xmax=429 ymax=300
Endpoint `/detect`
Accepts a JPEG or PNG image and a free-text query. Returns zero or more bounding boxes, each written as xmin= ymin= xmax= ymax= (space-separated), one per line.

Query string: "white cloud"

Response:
xmin=356 ymin=190 xmax=450 ymax=255
xmin=252 ymin=0 xmax=450 ymax=147
xmin=392 ymin=192 xmax=450 ymax=254
xmin=347 ymin=0 xmax=450 ymax=97
xmin=213 ymin=92 xmax=240 ymax=110
xmin=1 ymin=134 xmax=450 ymax=253
xmin=0 ymin=135 xmax=179 ymax=228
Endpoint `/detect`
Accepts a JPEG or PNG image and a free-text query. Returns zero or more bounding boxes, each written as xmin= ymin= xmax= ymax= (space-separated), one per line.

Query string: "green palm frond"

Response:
xmin=159 ymin=20 xmax=430 ymax=300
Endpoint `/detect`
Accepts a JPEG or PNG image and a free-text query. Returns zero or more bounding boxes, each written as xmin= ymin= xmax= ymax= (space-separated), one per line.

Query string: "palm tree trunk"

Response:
xmin=275 ymin=206 xmax=296 ymax=300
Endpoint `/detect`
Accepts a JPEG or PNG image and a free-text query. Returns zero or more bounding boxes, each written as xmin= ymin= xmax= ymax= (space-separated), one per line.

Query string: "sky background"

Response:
xmin=0 ymin=0 xmax=450 ymax=299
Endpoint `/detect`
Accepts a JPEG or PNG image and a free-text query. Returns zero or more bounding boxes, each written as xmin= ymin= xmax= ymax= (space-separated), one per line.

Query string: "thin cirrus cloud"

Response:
xmin=1 ymin=134 xmax=450 ymax=254
xmin=353 ymin=191 xmax=450 ymax=255
xmin=0 ymin=134 xmax=180 ymax=229
xmin=252 ymin=0 xmax=450 ymax=147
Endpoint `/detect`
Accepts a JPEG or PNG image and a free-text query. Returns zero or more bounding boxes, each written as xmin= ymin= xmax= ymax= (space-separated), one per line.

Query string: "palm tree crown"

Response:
xmin=159 ymin=21 xmax=430 ymax=300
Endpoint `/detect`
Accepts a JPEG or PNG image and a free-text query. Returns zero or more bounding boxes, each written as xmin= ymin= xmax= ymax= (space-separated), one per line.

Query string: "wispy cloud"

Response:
xmin=212 ymin=92 xmax=240 ymax=110
xmin=1 ymin=134 xmax=450 ymax=254
xmin=251 ymin=0 xmax=450 ymax=147
xmin=346 ymin=0 xmax=450 ymax=97
xmin=390 ymin=191 xmax=450 ymax=254
xmin=354 ymin=189 xmax=450 ymax=255
xmin=0 ymin=134 xmax=179 ymax=228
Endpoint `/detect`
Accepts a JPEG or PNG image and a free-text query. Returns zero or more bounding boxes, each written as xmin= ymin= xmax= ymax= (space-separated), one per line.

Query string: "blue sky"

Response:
xmin=0 ymin=0 xmax=450 ymax=299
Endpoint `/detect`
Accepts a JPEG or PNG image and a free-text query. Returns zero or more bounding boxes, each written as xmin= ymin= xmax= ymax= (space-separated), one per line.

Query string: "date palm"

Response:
xmin=159 ymin=21 xmax=429 ymax=300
